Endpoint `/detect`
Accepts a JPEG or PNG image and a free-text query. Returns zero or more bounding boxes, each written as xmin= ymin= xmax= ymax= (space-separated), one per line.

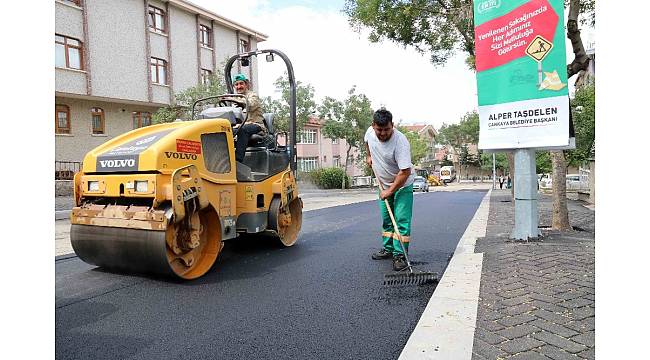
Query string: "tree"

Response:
xmin=344 ymin=0 xmax=476 ymax=68
xmin=536 ymin=151 xmax=552 ymax=174
xmin=261 ymin=75 xmax=317 ymax=133
xmin=459 ymin=143 xmax=480 ymax=178
xmin=551 ymin=0 xmax=595 ymax=231
xmin=347 ymin=0 xmax=595 ymax=230
xmin=480 ymin=152 xmax=509 ymax=174
xmin=436 ymin=110 xmax=479 ymax=181
xmin=566 ymin=84 xmax=595 ymax=167
xmin=398 ymin=127 xmax=429 ymax=165
xmin=318 ymin=86 xmax=374 ymax=188
xmin=152 ymin=73 xmax=227 ymax=124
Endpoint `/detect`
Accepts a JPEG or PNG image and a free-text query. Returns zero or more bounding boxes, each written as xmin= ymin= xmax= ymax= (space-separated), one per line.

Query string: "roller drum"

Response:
xmin=71 ymin=224 xmax=173 ymax=276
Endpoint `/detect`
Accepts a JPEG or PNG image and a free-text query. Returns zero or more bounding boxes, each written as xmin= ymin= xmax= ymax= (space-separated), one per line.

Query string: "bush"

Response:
xmin=309 ymin=167 xmax=350 ymax=189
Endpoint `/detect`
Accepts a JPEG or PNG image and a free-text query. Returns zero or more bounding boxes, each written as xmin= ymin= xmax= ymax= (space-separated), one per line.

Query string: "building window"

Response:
xmin=332 ymin=138 xmax=339 ymax=144
xmin=200 ymin=69 xmax=212 ymax=86
xmin=133 ymin=112 xmax=152 ymax=129
xmin=333 ymin=156 xmax=341 ymax=167
xmin=150 ymin=57 xmax=167 ymax=85
xmin=298 ymin=157 xmax=318 ymax=172
xmin=91 ymin=107 xmax=105 ymax=134
xmin=239 ymin=38 xmax=250 ymax=53
xmin=298 ymin=129 xmax=317 ymax=144
xmin=55 ymin=34 xmax=83 ymax=70
xmin=148 ymin=6 xmax=166 ymax=33
xmin=199 ymin=25 xmax=211 ymax=47
xmin=55 ymin=104 xmax=71 ymax=134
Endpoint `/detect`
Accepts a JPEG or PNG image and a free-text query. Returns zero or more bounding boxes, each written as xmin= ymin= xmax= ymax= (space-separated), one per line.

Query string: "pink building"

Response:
xmin=296 ymin=117 xmax=365 ymax=177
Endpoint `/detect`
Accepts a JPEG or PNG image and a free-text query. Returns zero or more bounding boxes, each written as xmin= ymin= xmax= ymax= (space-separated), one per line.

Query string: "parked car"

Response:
xmin=413 ymin=176 xmax=429 ymax=192
xmin=538 ymin=173 xmax=589 ymax=191
xmin=566 ymin=173 xmax=589 ymax=191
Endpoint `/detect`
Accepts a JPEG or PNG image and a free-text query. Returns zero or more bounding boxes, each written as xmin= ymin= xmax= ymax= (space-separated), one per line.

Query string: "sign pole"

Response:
xmin=492 ymin=153 xmax=496 ymax=190
xmin=511 ymin=148 xmax=540 ymax=240
xmin=473 ymin=0 xmax=570 ymax=240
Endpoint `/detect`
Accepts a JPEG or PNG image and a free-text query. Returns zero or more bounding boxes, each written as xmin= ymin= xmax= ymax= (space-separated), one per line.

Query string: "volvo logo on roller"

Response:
xmin=96 ymin=155 xmax=139 ymax=172
xmin=100 ymin=159 xmax=136 ymax=168
xmin=165 ymin=151 xmax=198 ymax=160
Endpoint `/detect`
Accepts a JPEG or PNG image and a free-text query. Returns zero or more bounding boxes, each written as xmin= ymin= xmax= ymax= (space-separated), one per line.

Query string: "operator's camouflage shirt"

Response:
xmin=243 ymin=90 xmax=266 ymax=133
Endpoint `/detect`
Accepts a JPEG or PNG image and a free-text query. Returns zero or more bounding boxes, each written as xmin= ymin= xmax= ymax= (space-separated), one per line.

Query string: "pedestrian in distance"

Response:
xmin=507 ymin=175 xmax=512 ymax=189
xmin=499 ymin=175 xmax=504 ymax=189
xmin=365 ymin=108 xmax=415 ymax=272
xmin=226 ymin=73 xmax=266 ymax=163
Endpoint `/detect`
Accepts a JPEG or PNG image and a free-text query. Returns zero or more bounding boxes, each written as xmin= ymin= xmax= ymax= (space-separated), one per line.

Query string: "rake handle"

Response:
xmin=371 ymin=159 xmax=413 ymax=273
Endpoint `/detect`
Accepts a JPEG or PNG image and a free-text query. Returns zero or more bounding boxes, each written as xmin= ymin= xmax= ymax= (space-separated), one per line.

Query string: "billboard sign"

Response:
xmin=474 ymin=0 xmax=571 ymax=150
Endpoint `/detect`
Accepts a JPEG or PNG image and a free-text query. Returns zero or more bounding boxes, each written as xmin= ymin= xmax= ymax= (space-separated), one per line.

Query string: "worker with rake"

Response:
xmin=365 ymin=108 xmax=414 ymax=272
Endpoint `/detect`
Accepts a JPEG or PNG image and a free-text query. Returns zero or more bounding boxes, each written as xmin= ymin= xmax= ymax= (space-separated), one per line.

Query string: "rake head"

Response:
xmin=383 ymin=271 xmax=439 ymax=286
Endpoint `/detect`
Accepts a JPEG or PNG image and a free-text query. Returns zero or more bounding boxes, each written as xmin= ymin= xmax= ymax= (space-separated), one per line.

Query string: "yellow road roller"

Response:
xmin=71 ymin=49 xmax=302 ymax=279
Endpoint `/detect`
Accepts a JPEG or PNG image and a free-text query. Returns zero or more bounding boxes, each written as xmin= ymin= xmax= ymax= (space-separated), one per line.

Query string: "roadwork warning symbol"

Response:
xmin=526 ymin=35 xmax=553 ymax=62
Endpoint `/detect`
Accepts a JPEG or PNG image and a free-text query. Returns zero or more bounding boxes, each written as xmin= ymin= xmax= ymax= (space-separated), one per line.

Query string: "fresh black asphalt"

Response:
xmin=56 ymin=190 xmax=487 ymax=360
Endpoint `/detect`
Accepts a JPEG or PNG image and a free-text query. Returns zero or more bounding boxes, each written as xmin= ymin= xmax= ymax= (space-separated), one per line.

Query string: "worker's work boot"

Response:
xmin=371 ymin=248 xmax=393 ymax=260
xmin=392 ymin=254 xmax=408 ymax=271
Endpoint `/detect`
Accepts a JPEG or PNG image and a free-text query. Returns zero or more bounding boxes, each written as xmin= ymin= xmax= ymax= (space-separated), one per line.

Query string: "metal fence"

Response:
xmin=55 ymin=161 xmax=82 ymax=180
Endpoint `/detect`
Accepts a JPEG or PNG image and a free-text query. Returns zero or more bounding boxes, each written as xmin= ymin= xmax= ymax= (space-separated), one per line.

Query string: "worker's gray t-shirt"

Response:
xmin=364 ymin=127 xmax=414 ymax=189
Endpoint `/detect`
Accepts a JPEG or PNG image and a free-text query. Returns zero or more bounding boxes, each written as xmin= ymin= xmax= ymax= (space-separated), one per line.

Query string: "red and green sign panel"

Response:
xmin=475 ymin=0 xmax=571 ymax=149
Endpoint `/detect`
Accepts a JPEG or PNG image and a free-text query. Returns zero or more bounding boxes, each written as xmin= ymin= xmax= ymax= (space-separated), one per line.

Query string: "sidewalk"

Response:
xmin=471 ymin=190 xmax=595 ymax=359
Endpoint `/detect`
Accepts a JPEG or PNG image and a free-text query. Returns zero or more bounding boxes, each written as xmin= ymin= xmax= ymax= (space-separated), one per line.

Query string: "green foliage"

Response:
xmin=566 ymin=84 xmax=595 ymax=167
xmin=261 ymin=75 xmax=317 ymax=133
xmin=437 ymin=110 xmax=479 ymax=160
xmin=459 ymin=143 xmax=479 ymax=168
xmin=398 ymin=127 xmax=429 ymax=165
xmin=482 ymin=151 xmax=551 ymax=176
xmin=344 ymin=0 xmax=476 ymax=68
xmin=480 ymin=152 xmax=509 ymax=172
xmin=309 ymin=167 xmax=351 ymax=189
xmin=536 ymin=151 xmax=552 ymax=174
xmin=152 ymin=73 xmax=227 ymax=124
xmin=318 ymin=86 xmax=374 ymax=170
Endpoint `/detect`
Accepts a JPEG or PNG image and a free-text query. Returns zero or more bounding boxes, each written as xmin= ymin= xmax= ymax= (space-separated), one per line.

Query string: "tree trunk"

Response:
xmin=551 ymin=151 xmax=571 ymax=230
xmin=547 ymin=0 xmax=588 ymax=230
xmin=566 ymin=0 xmax=591 ymax=78
xmin=343 ymin=145 xmax=352 ymax=189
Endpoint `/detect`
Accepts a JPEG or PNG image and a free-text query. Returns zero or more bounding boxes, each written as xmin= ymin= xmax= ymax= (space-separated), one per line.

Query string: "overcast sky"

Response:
xmin=192 ymin=0 xmax=594 ymax=129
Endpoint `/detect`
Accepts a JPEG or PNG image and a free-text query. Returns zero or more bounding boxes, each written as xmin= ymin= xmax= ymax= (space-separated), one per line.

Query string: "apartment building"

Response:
xmin=55 ymin=0 xmax=267 ymax=163
xmin=296 ymin=117 xmax=365 ymax=177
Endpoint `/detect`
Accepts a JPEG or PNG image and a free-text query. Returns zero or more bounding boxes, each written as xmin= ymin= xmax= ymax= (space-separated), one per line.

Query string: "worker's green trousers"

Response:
xmin=378 ymin=185 xmax=413 ymax=256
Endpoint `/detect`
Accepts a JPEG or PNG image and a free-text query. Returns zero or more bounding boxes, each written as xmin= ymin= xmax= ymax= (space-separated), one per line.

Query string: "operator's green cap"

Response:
xmin=233 ymin=73 xmax=248 ymax=83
